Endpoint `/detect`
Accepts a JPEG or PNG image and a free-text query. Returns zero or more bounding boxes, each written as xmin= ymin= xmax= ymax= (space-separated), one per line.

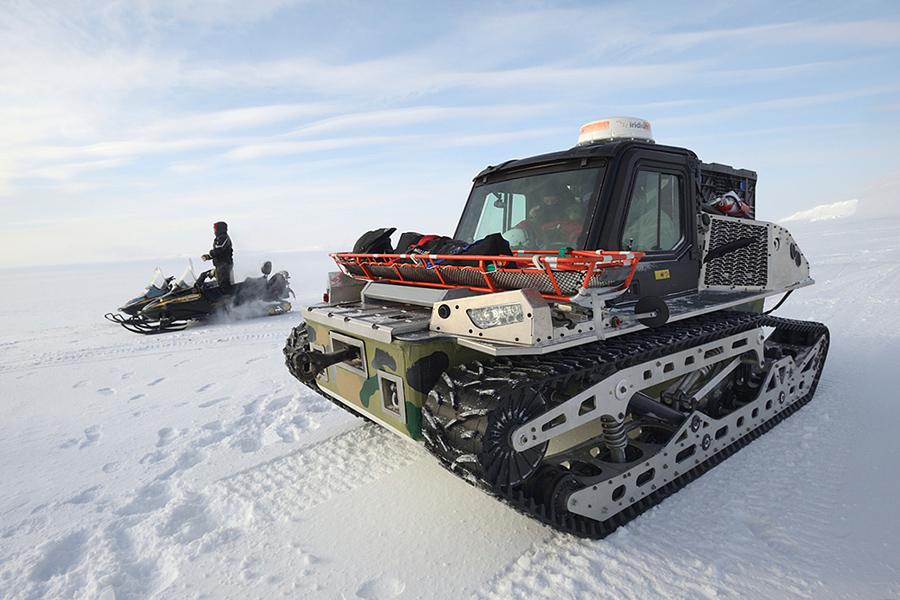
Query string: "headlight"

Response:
xmin=466 ymin=303 xmax=525 ymax=329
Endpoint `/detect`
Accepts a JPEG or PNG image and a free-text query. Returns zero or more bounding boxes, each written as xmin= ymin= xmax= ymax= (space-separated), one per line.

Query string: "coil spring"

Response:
xmin=601 ymin=415 xmax=627 ymax=463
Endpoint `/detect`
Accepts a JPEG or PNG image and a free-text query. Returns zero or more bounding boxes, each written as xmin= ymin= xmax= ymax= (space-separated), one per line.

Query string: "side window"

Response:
xmin=621 ymin=169 xmax=684 ymax=252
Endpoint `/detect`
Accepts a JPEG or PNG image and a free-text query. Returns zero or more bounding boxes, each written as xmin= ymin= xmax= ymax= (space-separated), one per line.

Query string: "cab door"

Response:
xmin=614 ymin=159 xmax=699 ymax=301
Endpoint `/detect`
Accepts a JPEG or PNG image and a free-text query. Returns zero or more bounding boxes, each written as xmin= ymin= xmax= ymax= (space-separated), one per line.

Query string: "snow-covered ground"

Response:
xmin=2 ymin=196 xmax=899 ymax=599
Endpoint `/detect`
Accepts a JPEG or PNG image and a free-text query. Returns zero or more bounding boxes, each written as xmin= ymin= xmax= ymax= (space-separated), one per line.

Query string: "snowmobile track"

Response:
xmin=216 ymin=423 xmax=423 ymax=523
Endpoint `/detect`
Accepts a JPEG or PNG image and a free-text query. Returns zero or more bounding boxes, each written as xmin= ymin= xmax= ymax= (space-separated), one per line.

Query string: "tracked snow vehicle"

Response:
xmin=283 ymin=117 xmax=829 ymax=537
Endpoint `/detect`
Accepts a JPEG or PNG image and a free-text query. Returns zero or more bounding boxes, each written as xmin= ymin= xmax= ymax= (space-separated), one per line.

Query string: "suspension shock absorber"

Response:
xmin=661 ymin=357 xmax=723 ymax=411
xmin=601 ymin=415 xmax=628 ymax=463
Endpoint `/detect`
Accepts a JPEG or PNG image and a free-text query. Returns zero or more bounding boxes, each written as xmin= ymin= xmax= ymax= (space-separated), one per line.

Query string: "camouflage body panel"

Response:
xmin=304 ymin=319 xmax=479 ymax=440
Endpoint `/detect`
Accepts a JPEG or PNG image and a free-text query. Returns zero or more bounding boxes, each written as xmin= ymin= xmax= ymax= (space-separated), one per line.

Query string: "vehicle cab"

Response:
xmin=453 ymin=118 xmax=723 ymax=304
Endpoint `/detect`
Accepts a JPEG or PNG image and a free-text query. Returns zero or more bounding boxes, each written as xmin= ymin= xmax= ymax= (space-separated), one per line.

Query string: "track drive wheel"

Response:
xmin=424 ymin=360 xmax=557 ymax=491
xmin=479 ymin=391 xmax=549 ymax=489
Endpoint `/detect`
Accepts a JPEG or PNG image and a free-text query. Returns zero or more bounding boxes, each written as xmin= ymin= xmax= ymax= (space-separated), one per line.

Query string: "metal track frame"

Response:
xmin=563 ymin=330 xmax=827 ymax=522
xmin=512 ymin=327 xmax=767 ymax=452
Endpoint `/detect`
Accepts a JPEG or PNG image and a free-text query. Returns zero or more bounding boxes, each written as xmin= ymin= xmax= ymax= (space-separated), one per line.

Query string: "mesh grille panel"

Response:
xmin=704 ymin=219 xmax=768 ymax=287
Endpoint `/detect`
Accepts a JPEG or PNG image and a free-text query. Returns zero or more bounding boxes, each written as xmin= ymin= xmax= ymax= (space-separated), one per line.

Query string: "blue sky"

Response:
xmin=1 ymin=0 xmax=899 ymax=267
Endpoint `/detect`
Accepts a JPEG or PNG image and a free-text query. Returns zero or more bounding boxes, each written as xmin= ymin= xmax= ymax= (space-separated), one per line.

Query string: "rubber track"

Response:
xmin=284 ymin=325 xmax=314 ymax=387
xmin=423 ymin=312 xmax=829 ymax=539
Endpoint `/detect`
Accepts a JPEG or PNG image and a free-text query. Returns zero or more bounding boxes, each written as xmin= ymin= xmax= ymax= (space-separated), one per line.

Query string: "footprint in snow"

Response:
xmin=196 ymin=383 xmax=214 ymax=393
xmin=197 ymin=421 xmax=226 ymax=447
xmin=97 ymin=387 xmax=115 ymax=396
xmin=72 ymin=380 xmax=88 ymax=389
xmin=266 ymin=395 xmax=292 ymax=411
xmin=156 ymin=449 xmax=205 ymax=481
xmin=66 ymin=485 xmax=103 ymax=505
xmin=357 ymin=576 xmax=406 ymax=600
xmin=129 ymin=393 xmax=146 ymax=401
xmin=140 ymin=449 xmax=168 ymax=465
xmin=147 ymin=378 xmax=166 ymax=387
xmin=158 ymin=491 xmax=216 ymax=544
xmin=29 ymin=529 xmax=89 ymax=583
xmin=198 ymin=430 xmax=229 ymax=448
xmin=121 ymin=371 xmax=134 ymax=380
xmin=79 ymin=425 xmax=102 ymax=448
xmin=737 ymin=512 xmax=802 ymax=555
xmin=240 ymin=557 xmax=261 ymax=581
xmin=199 ymin=397 xmax=228 ymax=408
xmin=236 ymin=437 xmax=261 ymax=453
xmin=243 ymin=397 xmax=264 ymax=414
xmin=156 ymin=427 xmax=177 ymax=447
xmin=116 ymin=480 xmax=171 ymax=516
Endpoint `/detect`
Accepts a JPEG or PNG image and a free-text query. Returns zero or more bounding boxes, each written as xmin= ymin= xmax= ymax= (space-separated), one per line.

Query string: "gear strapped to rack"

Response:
xmin=330 ymin=249 xmax=644 ymax=302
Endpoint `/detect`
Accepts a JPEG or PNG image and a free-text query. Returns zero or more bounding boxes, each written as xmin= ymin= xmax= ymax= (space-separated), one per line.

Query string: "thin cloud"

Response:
xmin=1 ymin=1 xmax=899 ymax=267
xmin=641 ymin=18 xmax=900 ymax=57
xmin=659 ymin=85 xmax=897 ymax=129
xmin=141 ymin=103 xmax=339 ymax=137
xmin=223 ymin=135 xmax=418 ymax=161
xmin=442 ymin=128 xmax=570 ymax=148
xmin=10 ymin=103 xmax=562 ymax=178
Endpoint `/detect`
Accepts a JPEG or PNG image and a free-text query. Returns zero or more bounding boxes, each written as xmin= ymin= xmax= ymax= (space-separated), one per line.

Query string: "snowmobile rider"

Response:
xmin=201 ymin=221 xmax=234 ymax=293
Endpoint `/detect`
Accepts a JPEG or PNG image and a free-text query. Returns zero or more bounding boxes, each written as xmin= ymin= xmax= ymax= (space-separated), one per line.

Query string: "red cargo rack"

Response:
xmin=331 ymin=250 xmax=644 ymax=302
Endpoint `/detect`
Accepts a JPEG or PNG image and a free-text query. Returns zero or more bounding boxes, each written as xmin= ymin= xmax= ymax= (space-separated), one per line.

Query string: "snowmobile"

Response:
xmin=113 ymin=260 xmax=293 ymax=334
xmin=283 ymin=117 xmax=829 ymax=538
xmin=105 ymin=267 xmax=175 ymax=323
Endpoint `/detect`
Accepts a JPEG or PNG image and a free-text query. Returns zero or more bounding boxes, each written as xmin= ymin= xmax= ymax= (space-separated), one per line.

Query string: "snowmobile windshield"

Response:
xmin=455 ymin=164 xmax=606 ymax=252
xmin=172 ymin=264 xmax=197 ymax=291
xmin=146 ymin=268 xmax=167 ymax=292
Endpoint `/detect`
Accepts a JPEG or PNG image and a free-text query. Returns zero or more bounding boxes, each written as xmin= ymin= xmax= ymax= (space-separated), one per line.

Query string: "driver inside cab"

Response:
xmin=524 ymin=188 xmax=585 ymax=248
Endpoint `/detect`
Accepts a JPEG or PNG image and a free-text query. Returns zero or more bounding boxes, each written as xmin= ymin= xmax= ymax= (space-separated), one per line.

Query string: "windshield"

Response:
xmin=145 ymin=268 xmax=167 ymax=292
xmin=172 ymin=261 xmax=197 ymax=290
xmin=455 ymin=165 xmax=605 ymax=251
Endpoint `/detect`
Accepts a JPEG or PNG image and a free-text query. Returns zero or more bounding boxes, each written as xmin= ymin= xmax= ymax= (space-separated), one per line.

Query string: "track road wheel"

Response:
xmin=525 ymin=465 xmax=582 ymax=520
